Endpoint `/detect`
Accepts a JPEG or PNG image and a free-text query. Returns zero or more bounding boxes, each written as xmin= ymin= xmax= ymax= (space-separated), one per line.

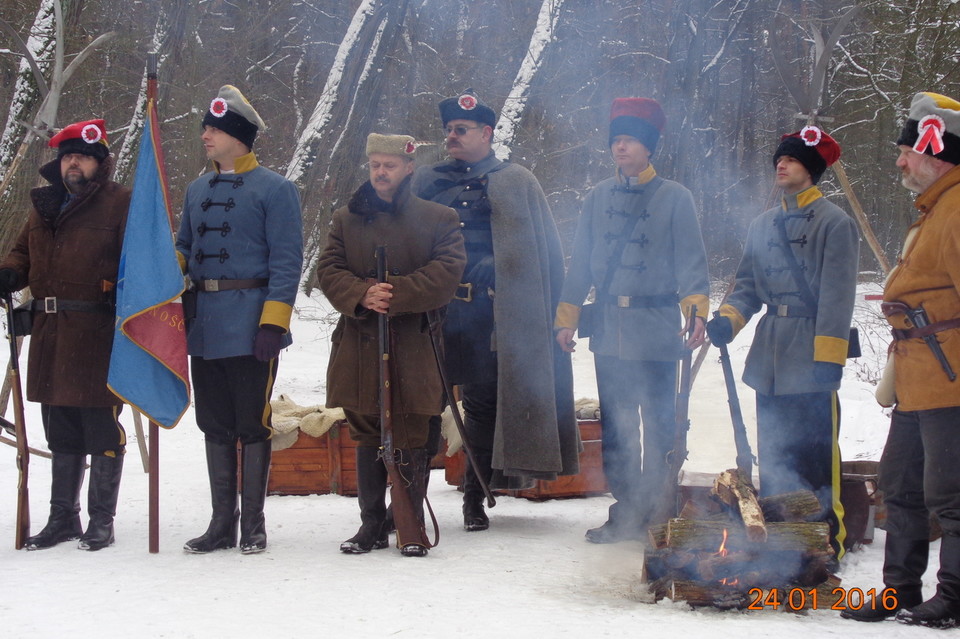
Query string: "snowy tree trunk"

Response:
xmin=284 ymin=0 xmax=410 ymax=288
xmin=284 ymin=0 xmax=380 ymax=187
xmin=491 ymin=0 xmax=564 ymax=161
xmin=0 ymin=0 xmax=55 ymax=185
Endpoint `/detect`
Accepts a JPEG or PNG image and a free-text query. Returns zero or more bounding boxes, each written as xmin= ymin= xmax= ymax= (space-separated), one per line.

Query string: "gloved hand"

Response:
xmin=706 ymin=315 xmax=733 ymax=346
xmin=813 ymin=361 xmax=843 ymax=384
xmin=253 ymin=325 xmax=285 ymax=362
xmin=467 ymin=255 xmax=495 ymax=291
xmin=0 ymin=268 xmax=19 ymax=296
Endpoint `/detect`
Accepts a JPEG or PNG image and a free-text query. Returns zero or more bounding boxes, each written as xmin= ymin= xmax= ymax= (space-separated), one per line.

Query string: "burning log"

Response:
xmin=712 ymin=469 xmax=767 ymax=542
xmin=665 ymin=519 xmax=831 ymax=554
xmin=648 ymin=522 xmax=668 ymax=550
xmin=679 ymin=496 xmax=726 ymax=521
xmin=760 ymin=490 xmax=822 ymax=522
xmin=645 ymin=470 xmax=839 ymax=610
xmin=654 ymin=580 xmax=749 ymax=609
xmin=697 ymin=550 xmax=753 ymax=581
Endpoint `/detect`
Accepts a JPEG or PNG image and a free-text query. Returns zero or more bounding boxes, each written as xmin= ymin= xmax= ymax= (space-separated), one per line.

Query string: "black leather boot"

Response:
xmin=462 ymin=449 xmax=492 ymax=532
xmin=341 ymin=447 xmax=389 ymax=554
xmin=78 ymin=453 xmax=123 ymax=551
xmin=184 ymin=441 xmax=239 ymax=553
xmin=239 ymin=440 xmax=271 ymax=554
xmin=897 ymin=532 xmax=960 ymax=628
xmin=25 ymin=453 xmax=86 ymax=550
xmin=841 ymin=534 xmax=928 ymax=621
xmin=399 ymin=448 xmax=430 ymax=558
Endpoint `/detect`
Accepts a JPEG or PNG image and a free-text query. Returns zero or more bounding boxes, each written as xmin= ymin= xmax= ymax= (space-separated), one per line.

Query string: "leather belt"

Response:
xmin=765 ymin=304 xmax=816 ymax=318
xmin=197 ymin=278 xmax=268 ymax=292
xmin=596 ymin=292 xmax=678 ymax=308
xmin=30 ymin=298 xmax=114 ymax=314
xmin=891 ymin=318 xmax=960 ymax=340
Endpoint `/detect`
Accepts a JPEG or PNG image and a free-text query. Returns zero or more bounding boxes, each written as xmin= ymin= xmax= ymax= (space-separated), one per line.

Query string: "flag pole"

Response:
xmin=146 ymin=51 xmax=161 ymax=555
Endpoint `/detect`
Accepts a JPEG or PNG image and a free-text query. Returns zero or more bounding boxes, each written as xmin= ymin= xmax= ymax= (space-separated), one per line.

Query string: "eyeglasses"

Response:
xmin=443 ymin=124 xmax=483 ymax=137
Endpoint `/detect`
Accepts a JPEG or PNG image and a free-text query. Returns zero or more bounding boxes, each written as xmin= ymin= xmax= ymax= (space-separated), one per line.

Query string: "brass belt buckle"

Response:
xmin=203 ymin=279 xmax=220 ymax=292
xmin=454 ymin=282 xmax=473 ymax=302
xmin=44 ymin=297 xmax=57 ymax=313
xmin=617 ymin=295 xmax=630 ymax=308
xmin=777 ymin=304 xmax=789 ymax=317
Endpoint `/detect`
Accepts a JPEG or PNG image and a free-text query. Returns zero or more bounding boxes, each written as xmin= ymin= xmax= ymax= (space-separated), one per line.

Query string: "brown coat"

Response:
xmin=884 ymin=163 xmax=960 ymax=410
xmin=1 ymin=157 xmax=130 ymax=406
xmin=316 ymin=180 xmax=465 ymax=416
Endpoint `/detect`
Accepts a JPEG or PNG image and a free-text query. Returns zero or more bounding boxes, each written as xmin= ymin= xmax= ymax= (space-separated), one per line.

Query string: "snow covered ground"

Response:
xmin=0 ymin=286 xmax=940 ymax=637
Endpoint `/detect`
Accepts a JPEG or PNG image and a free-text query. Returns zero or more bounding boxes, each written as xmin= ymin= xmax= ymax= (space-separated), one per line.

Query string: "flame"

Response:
xmin=716 ymin=529 xmax=739 ymax=586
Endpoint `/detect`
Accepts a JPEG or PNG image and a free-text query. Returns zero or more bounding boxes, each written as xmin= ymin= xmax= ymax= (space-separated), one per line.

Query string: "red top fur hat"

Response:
xmin=49 ymin=119 xmax=109 ymax=161
xmin=773 ymin=126 xmax=841 ymax=184
xmin=609 ymin=98 xmax=666 ymax=155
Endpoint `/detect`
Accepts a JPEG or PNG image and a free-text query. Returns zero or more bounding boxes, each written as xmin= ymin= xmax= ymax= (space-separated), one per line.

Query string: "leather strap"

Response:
xmin=596 ymin=292 xmax=678 ymax=308
xmin=765 ymin=304 xmax=816 ymax=318
xmin=197 ymin=278 xmax=268 ymax=292
xmin=30 ymin=298 xmax=114 ymax=314
xmin=891 ymin=317 xmax=960 ymax=341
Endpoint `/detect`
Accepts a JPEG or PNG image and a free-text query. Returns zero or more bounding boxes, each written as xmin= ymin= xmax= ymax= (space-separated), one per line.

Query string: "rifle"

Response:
xmin=714 ymin=311 xmax=755 ymax=483
xmin=4 ymin=292 xmax=29 ymax=549
xmin=425 ymin=308 xmax=496 ymax=509
xmin=376 ymin=246 xmax=435 ymax=552
xmin=653 ymin=305 xmax=698 ymax=524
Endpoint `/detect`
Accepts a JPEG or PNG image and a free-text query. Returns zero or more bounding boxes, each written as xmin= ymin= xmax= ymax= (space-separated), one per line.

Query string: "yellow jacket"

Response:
xmin=885 ymin=164 xmax=960 ymax=410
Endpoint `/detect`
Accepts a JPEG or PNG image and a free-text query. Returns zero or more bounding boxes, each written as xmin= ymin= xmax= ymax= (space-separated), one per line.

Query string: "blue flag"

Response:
xmin=107 ymin=100 xmax=189 ymax=428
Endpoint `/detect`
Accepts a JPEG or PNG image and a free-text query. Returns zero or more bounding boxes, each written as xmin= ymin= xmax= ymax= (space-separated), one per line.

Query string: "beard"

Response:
xmin=63 ymin=170 xmax=90 ymax=192
xmin=901 ymin=156 xmax=945 ymax=194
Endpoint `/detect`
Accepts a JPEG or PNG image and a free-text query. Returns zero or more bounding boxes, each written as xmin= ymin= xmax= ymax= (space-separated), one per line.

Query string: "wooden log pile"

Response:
xmin=644 ymin=469 xmax=839 ymax=609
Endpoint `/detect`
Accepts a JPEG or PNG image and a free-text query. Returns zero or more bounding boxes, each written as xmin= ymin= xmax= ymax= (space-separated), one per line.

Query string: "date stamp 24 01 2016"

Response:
xmin=746 ymin=587 xmax=900 ymax=611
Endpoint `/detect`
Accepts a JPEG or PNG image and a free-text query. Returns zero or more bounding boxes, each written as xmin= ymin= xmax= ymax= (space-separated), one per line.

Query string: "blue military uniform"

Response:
xmin=179 ymin=84 xmax=303 ymax=556
xmin=177 ymin=152 xmax=302 ymax=359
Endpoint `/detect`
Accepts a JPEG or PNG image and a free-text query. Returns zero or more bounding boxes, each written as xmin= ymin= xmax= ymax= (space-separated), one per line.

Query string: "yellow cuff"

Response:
xmin=718 ymin=303 xmax=747 ymax=338
xmin=260 ymin=300 xmax=293 ymax=333
xmin=554 ymin=302 xmax=581 ymax=330
xmin=815 ymin=335 xmax=848 ymax=365
xmin=681 ymin=294 xmax=709 ymax=320
xmin=177 ymin=251 xmax=187 ymax=273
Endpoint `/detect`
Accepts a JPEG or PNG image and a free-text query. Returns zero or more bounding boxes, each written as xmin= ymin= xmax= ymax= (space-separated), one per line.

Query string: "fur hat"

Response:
xmin=773 ymin=126 xmax=841 ymax=184
xmin=439 ymin=89 xmax=496 ymax=127
xmin=201 ymin=85 xmax=266 ymax=149
xmin=609 ymin=98 xmax=666 ymax=155
xmin=896 ymin=92 xmax=960 ymax=165
xmin=366 ymin=133 xmax=417 ymax=158
xmin=49 ymin=119 xmax=109 ymax=161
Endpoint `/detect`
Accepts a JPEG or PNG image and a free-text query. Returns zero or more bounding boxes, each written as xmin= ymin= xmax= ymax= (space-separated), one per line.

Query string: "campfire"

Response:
xmin=644 ymin=469 xmax=840 ymax=610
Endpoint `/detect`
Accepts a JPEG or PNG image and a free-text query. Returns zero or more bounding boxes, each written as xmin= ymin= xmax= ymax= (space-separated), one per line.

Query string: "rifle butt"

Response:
xmin=383 ymin=455 xmax=431 ymax=549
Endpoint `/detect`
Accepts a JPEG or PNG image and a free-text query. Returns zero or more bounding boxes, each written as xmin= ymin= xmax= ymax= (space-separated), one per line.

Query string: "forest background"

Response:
xmin=0 ymin=0 xmax=957 ymax=281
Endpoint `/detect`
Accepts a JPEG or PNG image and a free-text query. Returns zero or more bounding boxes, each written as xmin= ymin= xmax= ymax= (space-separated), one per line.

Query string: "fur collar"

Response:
xmin=31 ymin=155 xmax=114 ymax=227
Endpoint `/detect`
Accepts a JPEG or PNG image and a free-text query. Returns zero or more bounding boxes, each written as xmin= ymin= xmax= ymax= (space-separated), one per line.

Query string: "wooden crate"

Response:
xmin=268 ymin=421 xmax=358 ymax=496
xmin=444 ymin=419 xmax=608 ymax=499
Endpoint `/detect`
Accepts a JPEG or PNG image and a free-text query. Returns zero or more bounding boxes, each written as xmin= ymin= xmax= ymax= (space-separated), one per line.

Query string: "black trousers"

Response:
xmin=191 ymin=355 xmax=277 ymax=445
xmin=41 ymin=404 xmax=125 ymax=456
xmin=880 ymin=406 xmax=960 ymax=539
xmin=461 ymin=380 xmax=498 ymax=451
xmin=756 ymin=390 xmax=846 ymax=550
xmin=594 ymin=355 xmax=677 ymax=525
